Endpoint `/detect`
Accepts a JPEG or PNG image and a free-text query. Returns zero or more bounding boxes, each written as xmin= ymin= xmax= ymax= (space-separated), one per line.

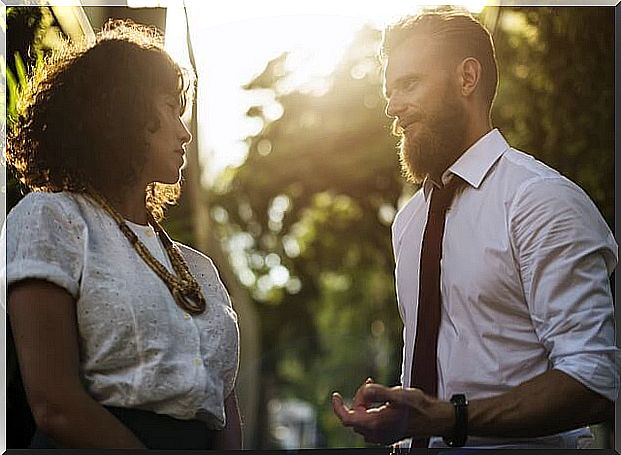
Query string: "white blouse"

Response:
xmin=1 ymin=191 xmax=239 ymax=429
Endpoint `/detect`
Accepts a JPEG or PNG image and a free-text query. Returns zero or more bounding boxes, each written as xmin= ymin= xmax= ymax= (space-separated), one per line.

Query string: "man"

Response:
xmin=332 ymin=10 xmax=618 ymax=449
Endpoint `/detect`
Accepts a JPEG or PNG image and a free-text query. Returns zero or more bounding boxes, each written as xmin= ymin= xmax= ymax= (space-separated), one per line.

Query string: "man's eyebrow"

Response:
xmin=384 ymin=73 xmax=421 ymax=98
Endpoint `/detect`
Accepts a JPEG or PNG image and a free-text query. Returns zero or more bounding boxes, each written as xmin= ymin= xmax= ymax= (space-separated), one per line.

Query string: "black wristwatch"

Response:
xmin=443 ymin=393 xmax=468 ymax=447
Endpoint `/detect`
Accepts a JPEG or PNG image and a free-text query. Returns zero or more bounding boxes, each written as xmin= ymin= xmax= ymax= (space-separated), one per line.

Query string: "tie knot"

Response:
xmin=430 ymin=176 xmax=464 ymax=213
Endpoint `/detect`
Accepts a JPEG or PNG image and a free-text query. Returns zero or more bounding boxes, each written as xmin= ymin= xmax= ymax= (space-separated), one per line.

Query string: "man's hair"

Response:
xmin=381 ymin=9 xmax=498 ymax=113
xmin=7 ymin=19 xmax=195 ymax=220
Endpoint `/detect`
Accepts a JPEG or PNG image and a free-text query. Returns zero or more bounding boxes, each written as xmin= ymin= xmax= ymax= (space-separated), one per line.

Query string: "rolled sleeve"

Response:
xmin=510 ymin=177 xmax=619 ymax=401
xmin=5 ymin=193 xmax=85 ymax=299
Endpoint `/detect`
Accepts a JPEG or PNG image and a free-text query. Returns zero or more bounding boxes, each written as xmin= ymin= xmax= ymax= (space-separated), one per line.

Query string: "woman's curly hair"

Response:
xmin=7 ymin=19 xmax=195 ymax=220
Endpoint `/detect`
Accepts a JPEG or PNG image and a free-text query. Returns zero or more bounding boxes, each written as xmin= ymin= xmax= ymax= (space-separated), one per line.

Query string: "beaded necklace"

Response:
xmin=88 ymin=190 xmax=206 ymax=315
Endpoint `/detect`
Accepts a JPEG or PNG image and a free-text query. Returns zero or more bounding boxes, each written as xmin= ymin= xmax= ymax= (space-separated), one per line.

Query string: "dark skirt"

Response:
xmin=29 ymin=406 xmax=217 ymax=449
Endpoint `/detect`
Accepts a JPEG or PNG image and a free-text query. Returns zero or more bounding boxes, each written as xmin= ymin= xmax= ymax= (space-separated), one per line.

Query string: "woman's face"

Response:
xmin=142 ymin=93 xmax=192 ymax=185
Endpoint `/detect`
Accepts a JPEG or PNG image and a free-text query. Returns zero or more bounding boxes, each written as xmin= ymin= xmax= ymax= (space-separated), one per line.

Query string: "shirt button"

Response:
xmin=193 ymin=358 xmax=202 ymax=366
xmin=184 ymin=313 xmax=191 ymax=320
xmin=145 ymin=229 xmax=155 ymax=237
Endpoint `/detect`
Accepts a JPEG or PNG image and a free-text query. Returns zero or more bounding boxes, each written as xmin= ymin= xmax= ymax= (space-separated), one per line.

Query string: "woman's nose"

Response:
xmin=179 ymin=118 xmax=192 ymax=145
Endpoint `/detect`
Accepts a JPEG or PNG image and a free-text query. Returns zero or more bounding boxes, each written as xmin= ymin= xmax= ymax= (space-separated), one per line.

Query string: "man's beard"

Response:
xmin=398 ymin=99 xmax=469 ymax=185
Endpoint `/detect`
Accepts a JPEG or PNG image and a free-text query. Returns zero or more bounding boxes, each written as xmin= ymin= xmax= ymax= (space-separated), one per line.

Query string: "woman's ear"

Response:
xmin=146 ymin=110 xmax=160 ymax=134
xmin=458 ymin=57 xmax=482 ymax=97
xmin=146 ymin=120 xmax=159 ymax=134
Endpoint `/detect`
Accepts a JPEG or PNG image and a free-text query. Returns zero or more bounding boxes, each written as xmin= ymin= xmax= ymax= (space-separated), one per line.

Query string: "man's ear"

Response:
xmin=458 ymin=57 xmax=482 ymax=97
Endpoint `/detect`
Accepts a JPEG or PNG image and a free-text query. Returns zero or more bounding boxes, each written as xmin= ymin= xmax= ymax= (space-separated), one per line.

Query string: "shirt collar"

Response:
xmin=422 ymin=128 xmax=509 ymax=201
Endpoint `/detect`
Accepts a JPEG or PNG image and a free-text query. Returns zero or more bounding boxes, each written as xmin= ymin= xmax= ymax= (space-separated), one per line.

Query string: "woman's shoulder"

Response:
xmin=175 ymin=242 xmax=230 ymax=284
xmin=7 ymin=191 xmax=87 ymax=229
xmin=9 ymin=191 xmax=81 ymax=216
xmin=175 ymin=242 xmax=218 ymax=271
xmin=174 ymin=243 xmax=234 ymax=304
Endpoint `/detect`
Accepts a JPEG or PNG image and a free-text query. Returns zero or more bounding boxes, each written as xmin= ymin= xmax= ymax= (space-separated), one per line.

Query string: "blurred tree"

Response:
xmin=210 ymin=7 xmax=614 ymax=449
xmin=492 ymin=7 xmax=614 ymax=228
xmin=211 ymin=25 xmax=406 ymax=447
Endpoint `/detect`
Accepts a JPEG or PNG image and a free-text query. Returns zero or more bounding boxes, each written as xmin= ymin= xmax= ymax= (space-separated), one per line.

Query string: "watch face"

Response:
xmin=451 ymin=393 xmax=467 ymax=405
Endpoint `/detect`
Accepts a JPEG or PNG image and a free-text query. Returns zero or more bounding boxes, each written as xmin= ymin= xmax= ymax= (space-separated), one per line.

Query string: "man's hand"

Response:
xmin=331 ymin=383 xmax=454 ymax=445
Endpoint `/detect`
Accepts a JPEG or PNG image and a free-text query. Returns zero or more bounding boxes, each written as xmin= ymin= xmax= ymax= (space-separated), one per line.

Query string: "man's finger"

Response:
xmin=356 ymin=383 xmax=396 ymax=405
xmin=332 ymin=392 xmax=354 ymax=425
xmin=360 ymin=384 xmax=415 ymax=403
xmin=353 ymin=383 xmax=371 ymax=410
xmin=356 ymin=381 xmax=396 ymax=410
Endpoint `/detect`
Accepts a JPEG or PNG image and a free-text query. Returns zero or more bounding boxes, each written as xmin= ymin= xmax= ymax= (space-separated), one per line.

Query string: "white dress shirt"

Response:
xmin=392 ymin=129 xmax=618 ymax=448
xmin=2 ymin=191 xmax=239 ymax=429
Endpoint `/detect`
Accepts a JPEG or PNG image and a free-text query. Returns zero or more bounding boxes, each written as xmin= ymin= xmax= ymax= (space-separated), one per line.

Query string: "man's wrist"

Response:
xmin=433 ymin=400 xmax=456 ymax=437
xmin=442 ymin=394 xmax=468 ymax=447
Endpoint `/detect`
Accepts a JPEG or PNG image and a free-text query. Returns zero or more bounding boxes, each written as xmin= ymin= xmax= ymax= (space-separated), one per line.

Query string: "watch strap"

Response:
xmin=443 ymin=393 xmax=468 ymax=447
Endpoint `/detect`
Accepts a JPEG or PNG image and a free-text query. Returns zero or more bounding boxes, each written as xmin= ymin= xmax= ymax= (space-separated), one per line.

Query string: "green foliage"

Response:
xmin=492 ymin=7 xmax=614 ymax=228
xmin=6 ymin=51 xmax=38 ymax=128
xmin=5 ymin=6 xmax=61 ymax=211
xmin=211 ymin=7 xmax=614 ymax=448
xmin=211 ymin=25 xmax=405 ymax=447
xmin=5 ymin=48 xmax=45 ymax=211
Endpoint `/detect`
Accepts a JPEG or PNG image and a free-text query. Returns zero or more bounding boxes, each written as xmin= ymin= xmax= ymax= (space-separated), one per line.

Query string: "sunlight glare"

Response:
xmin=173 ymin=1 xmax=491 ymax=183
xmin=164 ymin=4 xmax=190 ymax=68
xmin=461 ymin=0 xmax=489 ymax=14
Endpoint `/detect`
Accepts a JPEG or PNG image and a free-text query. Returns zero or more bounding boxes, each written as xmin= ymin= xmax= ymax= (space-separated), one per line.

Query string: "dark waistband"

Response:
xmin=30 ymin=405 xmax=217 ymax=450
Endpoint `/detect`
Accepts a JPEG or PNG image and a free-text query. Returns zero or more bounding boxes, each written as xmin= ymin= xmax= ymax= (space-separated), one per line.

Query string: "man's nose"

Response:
xmin=385 ymin=93 xmax=406 ymax=119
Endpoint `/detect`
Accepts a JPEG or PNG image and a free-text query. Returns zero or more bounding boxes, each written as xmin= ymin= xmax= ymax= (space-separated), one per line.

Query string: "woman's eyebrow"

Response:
xmin=161 ymin=93 xmax=179 ymax=103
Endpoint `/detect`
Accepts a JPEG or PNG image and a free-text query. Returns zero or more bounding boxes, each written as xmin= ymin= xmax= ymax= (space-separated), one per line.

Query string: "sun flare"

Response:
xmin=159 ymin=1 xmax=490 ymax=182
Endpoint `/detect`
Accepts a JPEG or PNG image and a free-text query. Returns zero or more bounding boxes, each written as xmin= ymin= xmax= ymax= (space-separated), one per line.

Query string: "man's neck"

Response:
xmin=430 ymin=125 xmax=494 ymax=186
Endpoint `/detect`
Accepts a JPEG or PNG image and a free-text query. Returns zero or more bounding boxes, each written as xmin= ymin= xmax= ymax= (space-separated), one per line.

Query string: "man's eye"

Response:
xmin=403 ymin=80 xmax=417 ymax=91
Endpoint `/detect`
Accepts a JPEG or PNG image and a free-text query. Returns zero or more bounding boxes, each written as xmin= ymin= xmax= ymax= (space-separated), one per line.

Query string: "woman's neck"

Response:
xmin=101 ymin=184 xmax=149 ymax=225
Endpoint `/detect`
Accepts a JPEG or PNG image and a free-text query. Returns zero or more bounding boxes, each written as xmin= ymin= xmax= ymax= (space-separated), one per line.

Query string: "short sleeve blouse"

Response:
xmin=2 ymin=191 xmax=239 ymax=429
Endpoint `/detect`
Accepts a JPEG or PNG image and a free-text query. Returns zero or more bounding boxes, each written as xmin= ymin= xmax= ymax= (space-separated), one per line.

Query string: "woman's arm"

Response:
xmin=214 ymin=390 xmax=242 ymax=449
xmin=9 ymin=279 xmax=145 ymax=449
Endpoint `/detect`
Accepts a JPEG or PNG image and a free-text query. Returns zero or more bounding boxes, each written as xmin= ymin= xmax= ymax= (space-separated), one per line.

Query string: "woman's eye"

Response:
xmin=167 ymin=104 xmax=182 ymax=116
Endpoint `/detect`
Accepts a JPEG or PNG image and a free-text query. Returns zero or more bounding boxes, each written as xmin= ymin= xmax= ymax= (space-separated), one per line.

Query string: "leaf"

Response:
xmin=14 ymin=51 xmax=28 ymax=89
xmin=6 ymin=65 xmax=18 ymax=128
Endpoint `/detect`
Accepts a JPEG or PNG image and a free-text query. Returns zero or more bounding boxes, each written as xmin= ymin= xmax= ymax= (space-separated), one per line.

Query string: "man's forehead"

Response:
xmin=384 ymin=35 xmax=443 ymax=84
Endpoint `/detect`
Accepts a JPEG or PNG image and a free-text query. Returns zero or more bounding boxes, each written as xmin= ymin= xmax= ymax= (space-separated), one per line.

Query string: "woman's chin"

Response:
xmin=154 ymin=173 xmax=182 ymax=185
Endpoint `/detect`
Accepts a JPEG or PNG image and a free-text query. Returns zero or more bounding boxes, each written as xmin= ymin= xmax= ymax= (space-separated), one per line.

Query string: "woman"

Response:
xmin=4 ymin=19 xmax=241 ymax=449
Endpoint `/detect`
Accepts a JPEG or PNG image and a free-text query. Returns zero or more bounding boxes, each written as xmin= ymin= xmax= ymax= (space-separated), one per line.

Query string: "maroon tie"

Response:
xmin=410 ymin=176 xmax=463 ymax=448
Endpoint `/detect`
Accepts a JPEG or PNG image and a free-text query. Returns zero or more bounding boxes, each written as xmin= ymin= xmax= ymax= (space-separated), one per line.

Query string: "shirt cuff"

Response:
xmin=553 ymin=353 xmax=620 ymax=401
xmin=7 ymin=259 xmax=81 ymax=299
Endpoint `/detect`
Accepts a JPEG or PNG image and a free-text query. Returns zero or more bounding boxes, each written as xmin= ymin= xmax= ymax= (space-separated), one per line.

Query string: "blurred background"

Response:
xmin=3 ymin=1 xmax=615 ymax=450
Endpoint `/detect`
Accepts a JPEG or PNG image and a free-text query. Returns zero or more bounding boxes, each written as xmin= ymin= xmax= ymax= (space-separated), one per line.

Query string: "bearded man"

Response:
xmin=332 ymin=10 xmax=618 ymax=449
